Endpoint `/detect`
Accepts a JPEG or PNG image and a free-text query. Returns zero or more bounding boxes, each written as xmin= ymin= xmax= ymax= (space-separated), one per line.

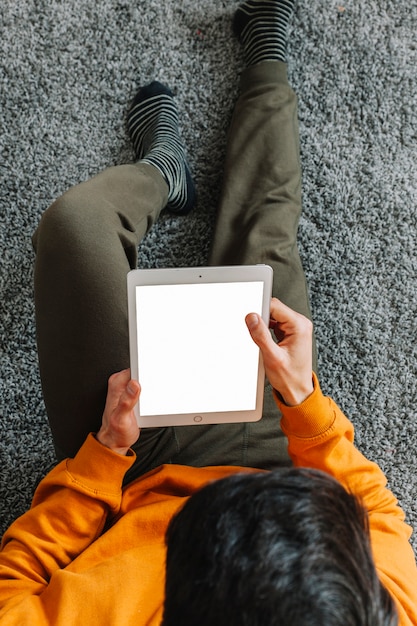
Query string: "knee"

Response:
xmin=33 ymin=185 xmax=96 ymax=254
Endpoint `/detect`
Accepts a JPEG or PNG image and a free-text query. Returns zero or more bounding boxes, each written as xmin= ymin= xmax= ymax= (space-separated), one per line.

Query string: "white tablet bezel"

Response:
xmin=127 ymin=265 xmax=273 ymax=428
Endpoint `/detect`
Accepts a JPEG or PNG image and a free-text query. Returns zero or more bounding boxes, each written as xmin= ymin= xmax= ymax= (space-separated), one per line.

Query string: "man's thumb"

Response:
xmin=245 ymin=313 xmax=270 ymax=349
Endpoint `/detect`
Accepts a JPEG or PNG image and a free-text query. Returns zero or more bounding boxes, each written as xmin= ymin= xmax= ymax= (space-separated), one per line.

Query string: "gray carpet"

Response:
xmin=0 ymin=0 xmax=416 ymax=555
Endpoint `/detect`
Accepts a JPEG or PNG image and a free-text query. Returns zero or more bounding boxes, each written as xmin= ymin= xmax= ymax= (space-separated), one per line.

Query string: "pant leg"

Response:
xmin=209 ymin=61 xmax=313 ymax=322
xmin=162 ymin=62 xmax=315 ymax=473
xmin=33 ymin=162 xmax=181 ymax=467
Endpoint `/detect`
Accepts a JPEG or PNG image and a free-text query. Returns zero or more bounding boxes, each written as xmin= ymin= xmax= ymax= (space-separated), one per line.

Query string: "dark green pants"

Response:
xmin=33 ymin=61 xmax=315 ymax=482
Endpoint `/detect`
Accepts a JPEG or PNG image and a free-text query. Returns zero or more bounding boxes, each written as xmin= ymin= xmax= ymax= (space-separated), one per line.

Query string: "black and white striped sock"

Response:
xmin=127 ymin=81 xmax=195 ymax=215
xmin=234 ymin=0 xmax=295 ymax=66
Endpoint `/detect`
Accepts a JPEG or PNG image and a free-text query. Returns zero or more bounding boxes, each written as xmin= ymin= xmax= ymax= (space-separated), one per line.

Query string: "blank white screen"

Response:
xmin=135 ymin=281 xmax=264 ymax=416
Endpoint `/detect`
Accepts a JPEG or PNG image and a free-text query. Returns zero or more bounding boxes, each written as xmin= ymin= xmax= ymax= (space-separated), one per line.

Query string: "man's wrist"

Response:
xmin=95 ymin=432 xmax=131 ymax=456
xmin=276 ymin=378 xmax=315 ymax=407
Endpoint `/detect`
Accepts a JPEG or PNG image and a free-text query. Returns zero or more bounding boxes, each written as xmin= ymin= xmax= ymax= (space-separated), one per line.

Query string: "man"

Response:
xmin=1 ymin=1 xmax=417 ymax=624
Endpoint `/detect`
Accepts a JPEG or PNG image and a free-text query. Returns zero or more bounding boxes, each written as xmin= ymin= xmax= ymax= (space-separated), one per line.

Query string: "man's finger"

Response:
xmin=108 ymin=368 xmax=131 ymax=391
xmin=117 ymin=380 xmax=141 ymax=412
xmin=269 ymin=297 xmax=298 ymax=324
xmin=270 ymin=298 xmax=313 ymax=340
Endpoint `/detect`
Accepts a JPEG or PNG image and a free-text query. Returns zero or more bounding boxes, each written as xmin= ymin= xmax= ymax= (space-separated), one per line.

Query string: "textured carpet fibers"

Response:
xmin=0 ymin=1 xmax=416 ymax=554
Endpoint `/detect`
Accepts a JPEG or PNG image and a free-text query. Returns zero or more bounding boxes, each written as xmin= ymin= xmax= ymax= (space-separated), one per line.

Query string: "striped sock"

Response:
xmin=127 ymin=81 xmax=195 ymax=216
xmin=234 ymin=0 xmax=295 ymax=66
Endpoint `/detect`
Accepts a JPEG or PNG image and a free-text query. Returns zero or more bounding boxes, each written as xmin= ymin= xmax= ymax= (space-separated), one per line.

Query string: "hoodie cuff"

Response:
xmin=275 ymin=373 xmax=337 ymax=439
xmin=65 ymin=433 xmax=136 ymax=494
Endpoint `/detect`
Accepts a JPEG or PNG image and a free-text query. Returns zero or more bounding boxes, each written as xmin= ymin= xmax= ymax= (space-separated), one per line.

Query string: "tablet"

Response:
xmin=127 ymin=265 xmax=273 ymax=428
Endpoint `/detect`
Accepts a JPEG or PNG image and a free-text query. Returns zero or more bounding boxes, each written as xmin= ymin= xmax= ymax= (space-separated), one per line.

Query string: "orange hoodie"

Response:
xmin=1 ymin=375 xmax=416 ymax=625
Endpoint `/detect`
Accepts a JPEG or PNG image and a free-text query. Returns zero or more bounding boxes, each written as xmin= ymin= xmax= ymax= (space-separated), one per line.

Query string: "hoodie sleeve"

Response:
xmin=0 ymin=434 xmax=135 ymax=613
xmin=276 ymin=373 xmax=417 ymax=626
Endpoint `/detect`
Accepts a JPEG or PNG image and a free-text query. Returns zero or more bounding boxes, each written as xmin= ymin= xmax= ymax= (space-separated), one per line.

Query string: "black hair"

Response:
xmin=162 ymin=468 xmax=397 ymax=626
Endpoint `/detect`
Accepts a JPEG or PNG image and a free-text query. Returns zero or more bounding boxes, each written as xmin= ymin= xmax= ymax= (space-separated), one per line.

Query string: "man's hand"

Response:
xmin=96 ymin=369 xmax=141 ymax=455
xmin=246 ymin=298 xmax=314 ymax=406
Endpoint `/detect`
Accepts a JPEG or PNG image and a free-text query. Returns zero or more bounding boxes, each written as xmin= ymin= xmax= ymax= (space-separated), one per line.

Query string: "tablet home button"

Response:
xmin=194 ymin=415 xmax=203 ymax=423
